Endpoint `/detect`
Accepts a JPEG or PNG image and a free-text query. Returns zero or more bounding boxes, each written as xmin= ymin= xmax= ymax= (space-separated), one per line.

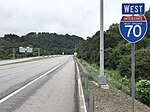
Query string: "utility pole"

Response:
xmin=38 ymin=48 xmax=40 ymax=57
xmin=98 ymin=0 xmax=107 ymax=86
xmin=13 ymin=48 xmax=15 ymax=59
xmin=75 ymin=43 xmax=77 ymax=53
xmin=24 ymin=48 xmax=27 ymax=58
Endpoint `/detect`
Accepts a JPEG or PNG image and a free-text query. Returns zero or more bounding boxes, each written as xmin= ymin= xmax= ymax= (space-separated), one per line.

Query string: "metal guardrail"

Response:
xmin=75 ymin=58 xmax=94 ymax=112
xmin=82 ymin=78 xmax=94 ymax=112
xmin=75 ymin=61 xmax=87 ymax=112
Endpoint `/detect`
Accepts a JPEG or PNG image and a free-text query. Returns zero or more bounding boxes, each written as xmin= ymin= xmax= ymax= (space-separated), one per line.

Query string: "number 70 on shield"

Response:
xmin=125 ymin=24 xmax=142 ymax=38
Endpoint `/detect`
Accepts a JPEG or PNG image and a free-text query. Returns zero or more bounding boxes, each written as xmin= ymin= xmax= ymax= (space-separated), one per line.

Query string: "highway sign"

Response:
xmin=26 ymin=47 xmax=33 ymax=53
xmin=122 ymin=3 xmax=145 ymax=15
xmin=121 ymin=3 xmax=147 ymax=112
xmin=119 ymin=16 xmax=147 ymax=43
xmin=74 ymin=52 xmax=77 ymax=56
xmin=19 ymin=47 xmax=25 ymax=53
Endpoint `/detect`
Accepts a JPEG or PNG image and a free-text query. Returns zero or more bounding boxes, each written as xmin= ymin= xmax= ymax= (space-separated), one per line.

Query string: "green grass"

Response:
xmin=85 ymin=73 xmax=96 ymax=81
xmin=105 ymin=70 xmax=122 ymax=89
xmin=80 ymin=60 xmax=99 ymax=81
xmin=80 ymin=60 xmax=99 ymax=74
xmin=79 ymin=59 xmax=131 ymax=94
xmin=105 ymin=70 xmax=131 ymax=94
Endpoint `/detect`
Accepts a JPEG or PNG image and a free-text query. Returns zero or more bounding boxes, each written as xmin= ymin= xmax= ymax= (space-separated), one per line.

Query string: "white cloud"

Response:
xmin=0 ymin=0 xmax=149 ymax=38
xmin=104 ymin=0 xmax=150 ymax=31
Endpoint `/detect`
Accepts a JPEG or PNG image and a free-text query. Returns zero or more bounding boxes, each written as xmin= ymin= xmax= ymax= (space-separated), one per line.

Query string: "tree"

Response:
xmin=0 ymin=32 xmax=85 ymax=59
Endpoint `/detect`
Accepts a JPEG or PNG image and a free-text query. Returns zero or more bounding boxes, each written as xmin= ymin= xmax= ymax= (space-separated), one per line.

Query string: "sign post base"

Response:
xmin=98 ymin=75 xmax=107 ymax=85
xmin=101 ymin=84 xmax=109 ymax=89
xmin=98 ymin=76 xmax=109 ymax=89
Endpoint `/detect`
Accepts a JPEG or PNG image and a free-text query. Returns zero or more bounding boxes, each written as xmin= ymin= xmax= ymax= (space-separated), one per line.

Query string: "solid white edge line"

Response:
xmin=76 ymin=62 xmax=87 ymax=112
xmin=0 ymin=61 xmax=66 ymax=104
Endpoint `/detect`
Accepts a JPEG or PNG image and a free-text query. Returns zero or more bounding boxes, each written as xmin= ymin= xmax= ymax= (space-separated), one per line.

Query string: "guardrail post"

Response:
xmin=89 ymin=90 xmax=94 ymax=112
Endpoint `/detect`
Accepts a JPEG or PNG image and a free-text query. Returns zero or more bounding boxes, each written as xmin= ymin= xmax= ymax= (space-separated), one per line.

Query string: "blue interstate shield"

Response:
xmin=119 ymin=16 xmax=147 ymax=43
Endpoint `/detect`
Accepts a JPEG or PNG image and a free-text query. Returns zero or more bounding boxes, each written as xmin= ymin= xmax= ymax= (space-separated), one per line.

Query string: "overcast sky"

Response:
xmin=0 ymin=0 xmax=150 ymax=39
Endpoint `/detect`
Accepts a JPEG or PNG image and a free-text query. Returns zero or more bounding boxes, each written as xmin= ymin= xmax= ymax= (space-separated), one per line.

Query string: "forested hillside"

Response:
xmin=77 ymin=10 xmax=150 ymax=106
xmin=0 ymin=32 xmax=84 ymax=59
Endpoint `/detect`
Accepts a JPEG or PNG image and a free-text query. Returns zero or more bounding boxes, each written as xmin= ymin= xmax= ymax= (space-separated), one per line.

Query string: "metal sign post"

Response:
xmin=131 ymin=43 xmax=135 ymax=112
xmin=13 ymin=48 xmax=15 ymax=59
xmin=24 ymin=48 xmax=27 ymax=58
xmin=38 ymin=48 xmax=40 ymax=56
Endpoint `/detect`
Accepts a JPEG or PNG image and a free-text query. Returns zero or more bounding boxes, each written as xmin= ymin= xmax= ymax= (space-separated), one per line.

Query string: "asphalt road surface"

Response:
xmin=0 ymin=55 xmax=76 ymax=112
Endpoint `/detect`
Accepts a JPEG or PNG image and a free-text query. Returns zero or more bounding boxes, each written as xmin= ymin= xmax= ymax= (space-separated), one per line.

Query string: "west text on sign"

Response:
xmin=122 ymin=3 xmax=145 ymax=14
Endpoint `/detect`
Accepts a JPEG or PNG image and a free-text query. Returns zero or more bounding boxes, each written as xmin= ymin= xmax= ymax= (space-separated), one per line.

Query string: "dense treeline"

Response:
xmin=0 ymin=32 xmax=84 ymax=59
xmin=78 ymin=9 xmax=150 ymax=80
xmin=77 ymin=10 xmax=150 ymax=105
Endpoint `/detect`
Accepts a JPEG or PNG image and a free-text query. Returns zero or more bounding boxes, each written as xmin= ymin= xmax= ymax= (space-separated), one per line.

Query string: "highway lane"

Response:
xmin=13 ymin=57 xmax=75 ymax=112
xmin=0 ymin=55 xmax=70 ymax=97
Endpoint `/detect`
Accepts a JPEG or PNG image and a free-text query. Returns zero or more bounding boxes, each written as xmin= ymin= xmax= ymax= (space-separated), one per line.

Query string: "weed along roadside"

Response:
xmin=77 ymin=59 xmax=150 ymax=112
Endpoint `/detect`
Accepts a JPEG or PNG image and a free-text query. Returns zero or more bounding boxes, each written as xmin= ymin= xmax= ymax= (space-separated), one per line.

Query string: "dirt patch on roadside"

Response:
xmin=88 ymin=81 xmax=150 ymax=112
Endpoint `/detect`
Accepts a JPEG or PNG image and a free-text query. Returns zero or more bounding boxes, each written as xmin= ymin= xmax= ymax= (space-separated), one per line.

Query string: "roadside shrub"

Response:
xmin=105 ymin=70 xmax=123 ymax=90
xmin=135 ymin=80 xmax=150 ymax=106
xmin=135 ymin=49 xmax=150 ymax=80
xmin=120 ymin=76 xmax=131 ymax=94
xmin=117 ymin=48 xmax=150 ymax=80
xmin=117 ymin=55 xmax=131 ymax=78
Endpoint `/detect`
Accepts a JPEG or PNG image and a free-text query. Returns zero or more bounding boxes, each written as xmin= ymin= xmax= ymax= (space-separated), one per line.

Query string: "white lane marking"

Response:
xmin=0 ymin=61 xmax=66 ymax=104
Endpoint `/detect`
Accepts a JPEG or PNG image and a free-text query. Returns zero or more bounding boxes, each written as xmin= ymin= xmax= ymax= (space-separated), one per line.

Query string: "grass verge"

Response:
xmin=79 ymin=59 xmax=131 ymax=94
xmin=79 ymin=59 xmax=150 ymax=107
